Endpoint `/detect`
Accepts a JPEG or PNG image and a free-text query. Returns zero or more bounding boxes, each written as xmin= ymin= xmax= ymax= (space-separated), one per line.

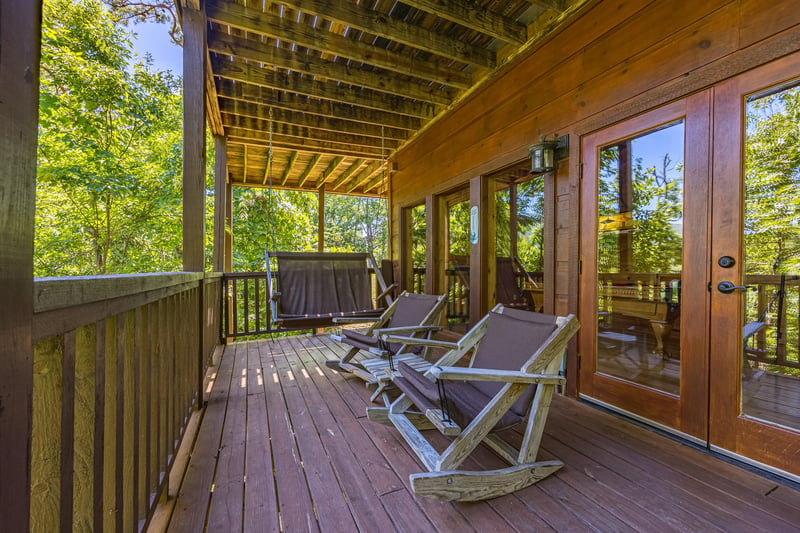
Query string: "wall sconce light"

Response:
xmin=529 ymin=135 xmax=569 ymax=174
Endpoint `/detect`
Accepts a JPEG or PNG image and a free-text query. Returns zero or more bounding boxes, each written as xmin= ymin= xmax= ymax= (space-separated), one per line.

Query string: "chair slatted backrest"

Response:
xmin=468 ymin=308 xmax=558 ymax=415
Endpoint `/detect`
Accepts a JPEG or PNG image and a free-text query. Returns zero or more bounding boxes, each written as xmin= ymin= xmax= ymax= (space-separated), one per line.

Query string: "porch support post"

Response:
xmin=225 ymin=182 xmax=233 ymax=272
xmin=470 ymin=175 xmax=496 ymax=322
xmin=509 ymin=181 xmax=518 ymax=258
xmin=213 ymin=136 xmax=227 ymax=272
xmin=425 ymin=194 xmax=444 ymax=294
xmin=317 ymin=184 xmax=325 ymax=252
xmin=182 ymin=3 xmax=207 ymax=272
xmin=0 ymin=2 xmax=41 ymax=530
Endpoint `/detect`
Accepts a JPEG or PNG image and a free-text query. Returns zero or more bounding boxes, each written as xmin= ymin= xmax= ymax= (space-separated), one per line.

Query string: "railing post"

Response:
xmin=0 ymin=2 xmax=40 ymax=530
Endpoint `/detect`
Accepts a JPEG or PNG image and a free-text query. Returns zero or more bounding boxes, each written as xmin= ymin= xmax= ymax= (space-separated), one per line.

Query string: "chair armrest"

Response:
xmin=380 ymin=335 xmax=459 ymax=350
xmin=373 ymin=325 xmax=442 ymax=336
xmin=428 ymin=366 xmax=564 ymax=385
xmin=376 ymin=283 xmax=399 ymax=302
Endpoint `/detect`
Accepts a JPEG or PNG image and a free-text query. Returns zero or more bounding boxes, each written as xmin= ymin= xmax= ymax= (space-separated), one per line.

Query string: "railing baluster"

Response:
xmin=244 ymin=278 xmax=250 ymax=334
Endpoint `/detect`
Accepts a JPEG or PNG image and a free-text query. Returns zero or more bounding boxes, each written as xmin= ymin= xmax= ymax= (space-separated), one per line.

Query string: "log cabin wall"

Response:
xmin=389 ymin=0 xmax=800 ymax=392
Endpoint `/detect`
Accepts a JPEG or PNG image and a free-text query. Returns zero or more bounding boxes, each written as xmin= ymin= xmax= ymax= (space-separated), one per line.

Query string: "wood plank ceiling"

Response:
xmin=199 ymin=0 xmax=588 ymax=196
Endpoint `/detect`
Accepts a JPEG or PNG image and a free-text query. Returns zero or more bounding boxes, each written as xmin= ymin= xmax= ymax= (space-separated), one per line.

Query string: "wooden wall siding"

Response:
xmin=391 ymin=0 xmax=800 ymax=212
xmin=0 ymin=1 xmax=40 ymax=530
xmin=28 ymin=274 xmax=221 ymax=532
xmin=389 ymin=0 xmax=800 ymax=393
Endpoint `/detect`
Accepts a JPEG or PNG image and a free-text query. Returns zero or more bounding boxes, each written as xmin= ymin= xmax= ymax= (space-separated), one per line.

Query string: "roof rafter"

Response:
xmin=208 ymin=32 xmax=454 ymax=105
xmin=215 ymin=79 xmax=423 ymax=131
xmin=212 ymin=57 xmax=437 ymax=119
xmin=218 ymin=98 xmax=409 ymax=141
xmin=205 ymin=0 xmax=473 ymax=89
xmin=275 ymin=0 xmax=496 ymax=67
xmin=398 ymin=0 xmax=527 ymax=44
xmin=297 ymin=154 xmax=322 ymax=188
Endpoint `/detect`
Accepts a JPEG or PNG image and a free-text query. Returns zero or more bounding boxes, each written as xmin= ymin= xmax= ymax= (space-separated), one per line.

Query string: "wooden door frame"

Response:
xmin=709 ymin=52 xmax=800 ymax=477
xmin=579 ymin=95 xmax=711 ymax=439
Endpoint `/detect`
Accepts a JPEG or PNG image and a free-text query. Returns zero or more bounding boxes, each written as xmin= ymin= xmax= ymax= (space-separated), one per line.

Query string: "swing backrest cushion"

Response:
xmin=275 ymin=252 xmax=373 ymax=317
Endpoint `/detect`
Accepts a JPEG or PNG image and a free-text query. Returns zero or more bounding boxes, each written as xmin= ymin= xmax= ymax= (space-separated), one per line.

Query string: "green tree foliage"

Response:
xmin=233 ymin=188 xmax=318 ymax=271
xmin=232 ymin=188 xmax=388 ymax=271
xmin=36 ymin=0 xmax=185 ymax=276
xmin=325 ymin=194 xmax=388 ymax=261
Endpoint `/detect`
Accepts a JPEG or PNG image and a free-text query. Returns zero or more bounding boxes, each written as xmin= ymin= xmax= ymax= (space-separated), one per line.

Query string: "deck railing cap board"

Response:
xmin=34 ymin=272 xmax=207 ymax=313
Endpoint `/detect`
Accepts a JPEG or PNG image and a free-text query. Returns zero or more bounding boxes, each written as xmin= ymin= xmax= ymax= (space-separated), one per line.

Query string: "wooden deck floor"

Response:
xmin=164 ymin=334 xmax=800 ymax=532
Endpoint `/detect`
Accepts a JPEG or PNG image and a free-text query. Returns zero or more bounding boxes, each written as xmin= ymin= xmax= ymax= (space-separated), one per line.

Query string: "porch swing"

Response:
xmin=264 ymin=111 xmax=396 ymax=330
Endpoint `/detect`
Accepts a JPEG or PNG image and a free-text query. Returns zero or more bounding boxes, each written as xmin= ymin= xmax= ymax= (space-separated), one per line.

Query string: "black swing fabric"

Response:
xmin=271 ymin=252 xmax=385 ymax=325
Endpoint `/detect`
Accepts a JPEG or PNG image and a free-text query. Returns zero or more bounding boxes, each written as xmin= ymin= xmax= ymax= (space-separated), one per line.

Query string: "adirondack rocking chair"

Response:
xmin=266 ymin=251 xmax=395 ymax=330
xmin=325 ymin=291 xmax=447 ymax=385
xmin=367 ymin=305 xmax=579 ymax=501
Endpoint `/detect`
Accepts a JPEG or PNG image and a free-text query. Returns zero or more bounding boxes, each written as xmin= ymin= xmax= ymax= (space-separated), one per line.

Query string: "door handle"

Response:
xmin=717 ymin=281 xmax=756 ymax=294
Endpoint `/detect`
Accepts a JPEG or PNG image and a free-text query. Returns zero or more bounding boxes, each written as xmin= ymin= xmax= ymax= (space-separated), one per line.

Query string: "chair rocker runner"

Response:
xmin=326 ymin=291 xmax=447 ymax=375
xmin=367 ymin=305 xmax=579 ymax=501
xmin=266 ymin=251 xmax=395 ymax=330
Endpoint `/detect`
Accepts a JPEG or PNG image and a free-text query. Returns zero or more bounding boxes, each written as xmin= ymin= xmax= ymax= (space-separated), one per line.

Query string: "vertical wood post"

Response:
xmin=0 ymin=3 xmax=40 ymax=530
xmin=470 ymin=175 xmax=496 ymax=323
xmin=398 ymin=206 xmax=412 ymax=292
xmin=509 ymin=181 xmax=518 ymax=258
xmin=317 ymin=185 xmax=325 ymax=252
xmin=225 ymin=182 xmax=233 ymax=273
xmin=182 ymin=4 xmax=207 ymax=272
xmin=213 ymin=136 xmax=227 ymax=272
xmin=424 ymin=194 xmax=443 ymax=295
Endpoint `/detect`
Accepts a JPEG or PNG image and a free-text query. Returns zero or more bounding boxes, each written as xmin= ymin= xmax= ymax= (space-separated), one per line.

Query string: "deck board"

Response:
xmin=165 ymin=334 xmax=800 ymax=532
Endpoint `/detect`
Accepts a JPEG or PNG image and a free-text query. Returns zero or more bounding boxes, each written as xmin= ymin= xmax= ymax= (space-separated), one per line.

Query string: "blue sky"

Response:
xmin=130 ymin=20 xmax=182 ymax=74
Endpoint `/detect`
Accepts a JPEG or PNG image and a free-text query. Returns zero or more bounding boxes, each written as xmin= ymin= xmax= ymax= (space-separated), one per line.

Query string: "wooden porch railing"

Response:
xmin=30 ymin=272 xmax=223 ymax=532
xmin=744 ymin=274 xmax=800 ymax=370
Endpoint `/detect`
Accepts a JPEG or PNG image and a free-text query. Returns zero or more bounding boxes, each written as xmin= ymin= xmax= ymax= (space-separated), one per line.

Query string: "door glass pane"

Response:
xmin=495 ymin=173 xmax=544 ymax=311
xmin=447 ymin=198 xmax=470 ymax=330
xmin=596 ymin=121 xmax=684 ymax=394
xmin=742 ymin=81 xmax=800 ymax=431
xmin=409 ymin=204 xmax=426 ymax=293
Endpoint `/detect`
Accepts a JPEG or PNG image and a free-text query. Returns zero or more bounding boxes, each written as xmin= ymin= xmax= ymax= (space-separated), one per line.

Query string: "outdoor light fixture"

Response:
xmin=529 ymin=135 xmax=569 ymax=174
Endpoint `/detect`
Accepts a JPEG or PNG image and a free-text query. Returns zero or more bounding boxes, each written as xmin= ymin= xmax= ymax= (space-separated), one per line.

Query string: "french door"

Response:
xmin=580 ymin=52 xmax=800 ymax=478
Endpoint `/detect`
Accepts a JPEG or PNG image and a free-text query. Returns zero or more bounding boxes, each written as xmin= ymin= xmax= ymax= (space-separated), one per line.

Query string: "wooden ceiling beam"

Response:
xmin=218 ymin=98 xmax=409 ymax=141
xmin=209 ymin=33 xmax=453 ymax=105
xmin=212 ymin=57 xmax=437 ymax=119
xmin=297 ymin=154 xmax=321 ymax=189
xmin=274 ymin=0 xmax=496 ymax=67
xmin=398 ymin=0 xmax=527 ymax=44
xmin=221 ymin=113 xmax=401 ymax=151
xmin=216 ymin=79 xmax=423 ymax=131
xmin=345 ymin=162 xmax=382 ymax=193
xmin=226 ymin=134 xmax=383 ymax=159
xmin=279 ymin=151 xmax=298 ymax=186
xmin=330 ymin=159 xmax=365 ymax=189
xmin=205 ymin=0 xmax=472 ymax=89
xmin=362 ymin=172 xmax=388 ymax=193
xmin=318 ymin=156 xmax=344 ymax=186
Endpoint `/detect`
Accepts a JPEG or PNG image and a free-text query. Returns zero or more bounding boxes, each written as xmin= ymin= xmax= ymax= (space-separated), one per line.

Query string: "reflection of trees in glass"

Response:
xmin=597 ymin=123 xmax=684 ymax=274
xmin=449 ymin=200 xmax=470 ymax=259
xmin=744 ymin=84 xmax=800 ymax=372
xmin=496 ymin=179 xmax=544 ymax=271
xmin=745 ymin=86 xmax=800 ymax=276
xmin=410 ymin=204 xmax=426 ymax=268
